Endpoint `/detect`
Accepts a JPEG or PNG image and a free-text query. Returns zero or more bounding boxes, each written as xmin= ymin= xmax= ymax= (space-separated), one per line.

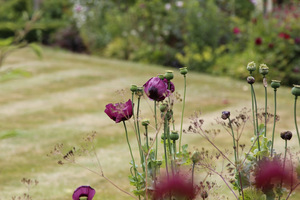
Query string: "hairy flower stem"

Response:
xmin=179 ymin=74 xmax=187 ymax=153
xmin=137 ymin=97 xmax=145 ymax=172
xmin=264 ymin=76 xmax=267 ymax=137
xmin=294 ymin=96 xmax=300 ymax=146
xmin=271 ymin=88 xmax=278 ymax=157
xmin=163 ymin=114 xmax=170 ymax=180
xmin=123 ymin=121 xmax=140 ymax=197
xmin=251 ymin=85 xmax=261 ymax=153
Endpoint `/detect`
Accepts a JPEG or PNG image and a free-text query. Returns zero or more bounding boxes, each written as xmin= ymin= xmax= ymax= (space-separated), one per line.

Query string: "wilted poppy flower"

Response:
xmin=105 ymin=99 xmax=133 ymax=123
xmin=143 ymin=77 xmax=174 ymax=101
xmin=255 ymin=160 xmax=296 ymax=190
xmin=72 ymin=186 xmax=95 ymax=200
xmin=255 ymin=37 xmax=262 ymax=45
xmin=233 ymin=27 xmax=240 ymax=35
xmin=154 ymin=174 xmax=196 ymax=200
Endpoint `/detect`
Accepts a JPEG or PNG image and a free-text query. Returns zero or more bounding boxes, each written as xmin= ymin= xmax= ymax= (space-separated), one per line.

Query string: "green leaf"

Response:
xmin=0 ymin=37 xmax=14 ymax=47
xmin=29 ymin=43 xmax=42 ymax=58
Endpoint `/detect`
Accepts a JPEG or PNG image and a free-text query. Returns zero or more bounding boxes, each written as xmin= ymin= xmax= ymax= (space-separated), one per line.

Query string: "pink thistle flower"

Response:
xmin=255 ymin=37 xmax=262 ymax=45
xmin=105 ymin=99 xmax=133 ymax=123
xmin=233 ymin=27 xmax=241 ymax=35
xmin=72 ymin=186 xmax=95 ymax=200
xmin=154 ymin=174 xmax=196 ymax=200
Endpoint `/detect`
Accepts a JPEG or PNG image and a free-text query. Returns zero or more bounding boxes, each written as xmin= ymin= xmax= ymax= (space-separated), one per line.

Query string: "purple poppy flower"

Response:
xmin=72 ymin=186 xmax=95 ymax=200
xmin=163 ymin=78 xmax=175 ymax=93
xmin=105 ymin=99 xmax=133 ymax=123
xmin=143 ymin=77 xmax=168 ymax=101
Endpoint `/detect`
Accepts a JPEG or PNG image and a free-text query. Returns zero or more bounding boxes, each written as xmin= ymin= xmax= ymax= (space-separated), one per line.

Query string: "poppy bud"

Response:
xmin=136 ymin=86 xmax=144 ymax=97
xmin=259 ymin=64 xmax=269 ymax=76
xmin=141 ymin=119 xmax=150 ymax=126
xmin=247 ymin=61 xmax=256 ymax=72
xmin=280 ymin=131 xmax=293 ymax=140
xmin=247 ymin=76 xmax=255 ymax=84
xmin=191 ymin=151 xmax=201 ymax=164
xmin=179 ymin=67 xmax=188 ymax=75
xmin=271 ymin=80 xmax=281 ymax=89
xmin=160 ymin=103 xmax=168 ymax=112
xmin=201 ymin=191 xmax=208 ymax=199
xmin=221 ymin=111 xmax=230 ymax=120
xmin=292 ymin=85 xmax=300 ymax=97
xmin=157 ymin=74 xmax=165 ymax=80
xmin=165 ymin=70 xmax=174 ymax=80
xmin=170 ymin=131 xmax=179 ymax=141
xmin=130 ymin=84 xmax=138 ymax=92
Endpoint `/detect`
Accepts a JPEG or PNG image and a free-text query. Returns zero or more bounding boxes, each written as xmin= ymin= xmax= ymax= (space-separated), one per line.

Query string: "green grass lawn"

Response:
xmin=0 ymin=47 xmax=299 ymax=199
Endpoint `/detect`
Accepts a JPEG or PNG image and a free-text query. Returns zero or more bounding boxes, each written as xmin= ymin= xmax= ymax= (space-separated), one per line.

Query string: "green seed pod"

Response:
xmin=136 ymin=86 xmax=144 ymax=97
xmin=292 ymin=85 xmax=300 ymax=97
xmin=130 ymin=84 xmax=138 ymax=92
xmin=141 ymin=119 xmax=150 ymax=126
xmin=179 ymin=67 xmax=188 ymax=75
xmin=160 ymin=103 xmax=168 ymax=112
xmin=271 ymin=80 xmax=281 ymax=89
xmin=247 ymin=76 xmax=255 ymax=84
xmin=170 ymin=131 xmax=179 ymax=141
xmin=157 ymin=160 xmax=162 ymax=166
xmin=246 ymin=61 xmax=256 ymax=72
xmin=157 ymin=74 xmax=165 ymax=80
xmin=259 ymin=64 xmax=269 ymax=75
xmin=191 ymin=151 xmax=201 ymax=164
xmin=161 ymin=133 xmax=168 ymax=140
xmin=164 ymin=70 xmax=174 ymax=80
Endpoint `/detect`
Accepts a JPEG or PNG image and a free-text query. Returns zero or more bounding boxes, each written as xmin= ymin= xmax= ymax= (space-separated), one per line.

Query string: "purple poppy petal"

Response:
xmin=143 ymin=77 xmax=169 ymax=101
xmin=72 ymin=186 xmax=96 ymax=200
xmin=105 ymin=100 xmax=133 ymax=123
xmin=104 ymin=103 xmax=117 ymax=122
xmin=163 ymin=78 xmax=175 ymax=93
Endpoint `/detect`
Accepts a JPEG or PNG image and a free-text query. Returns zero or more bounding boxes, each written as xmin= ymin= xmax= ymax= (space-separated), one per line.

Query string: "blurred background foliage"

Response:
xmin=0 ymin=0 xmax=299 ymax=85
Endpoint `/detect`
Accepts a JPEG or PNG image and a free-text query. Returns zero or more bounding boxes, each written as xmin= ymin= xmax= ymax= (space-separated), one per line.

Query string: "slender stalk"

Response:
xmin=279 ymin=140 xmax=288 ymax=200
xmin=192 ymin=163 xmax=195 ymax=187
xmin=163 ymin=114 xmax=170 ymax=179
xmin=173 ymin=140 xmax=176 ymax=161
xmin=145 ymin=126 xmax=149 ymax=152
xmin=250 ymin=84 xmax=257 ymax=136
xmin=167 ymin=123 xmax=174 ymax=175
xmin=294 ymin=96 xmax=300 ymax=146
xmin=264 ymin=77 xmax=268 ymax=137
xmin=271 ymin=88 xmax=277 ymax=157
xmin=179 ymin=74 xmax=187 ymax=153
xmin=136 ymin=97 xmax=145 ymax=172
xmin=251 ymin=85 xmax=261 ymax=152
xmin=154 ymin=101 xmax=158 ymax=160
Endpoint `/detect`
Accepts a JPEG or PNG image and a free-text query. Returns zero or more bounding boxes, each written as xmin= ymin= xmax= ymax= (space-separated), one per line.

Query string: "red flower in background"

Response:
xmin=254 ymin=159 xmax=297 ymax=190
xmin=255 ymin=37 xmax=262 ymax=45
xmin=233 ymin=27 xmax=241 ymax=35
xmin=278 ymin=32 xmax=290 ymax=39
xmin=154 ymin=173 xmax=196 ymax=200
xmin=268 ymin=43 xmax=274 ymax=49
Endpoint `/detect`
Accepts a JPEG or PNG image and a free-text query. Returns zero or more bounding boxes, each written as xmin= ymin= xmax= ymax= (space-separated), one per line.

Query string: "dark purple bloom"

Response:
xmin=143 ymin=77 xmax=174 ymax=101
xmin=163 ymin=78 xmax=175 ymax=93
xmin=154 ymin=173 xmax=196 ymax=200
xmin=72 ymin=186 xmax=95 ymax=200
xmin=105 ymin=99 xmax=133 ymax=123
xmin=255 ymin=37 xmax=262 ymax=45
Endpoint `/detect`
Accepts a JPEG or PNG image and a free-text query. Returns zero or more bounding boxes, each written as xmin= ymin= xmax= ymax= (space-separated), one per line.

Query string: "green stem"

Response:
xmin=167 ymin=124 xmax=174 ymax=175
xmin=271 ymin=89 xmax=277 ymax=157
xmin=123 ymin=121 xmax=139 ymax=196
xmin=192 ymin=163 xmax=195 ymax=187
xmin=136 ymin=97 xmax=145 ymax=172
xmin=264 ymin=77 xmax=267 ymax=137
xmin=154 ymin=101 xmax=158 ymax=160
xmin=250 ymin=84 xmax=256 ymax=136
xmin=228 ymin=117 xmax=238 ymax=165
xmin=145 ymin=126 xmax=149 ymax=152
xmin=294 ymin=96 xmax=300 ymax=146
xmin=251 ymin=85 xmax=261 ymax=153
xmin=163 ymin=114 xmax=169 ymax=179
xmin=179 ymin=75 xmax=187 ymax=153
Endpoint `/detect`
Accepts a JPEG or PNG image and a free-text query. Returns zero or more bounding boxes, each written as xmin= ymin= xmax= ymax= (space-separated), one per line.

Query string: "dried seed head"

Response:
xmin=280 ymin=131 xmax=293 ymax=140
xmin=247 ymin=76 xmax=255 ymax=84
xmin=221 ymin=111 xmax=230 ymax=120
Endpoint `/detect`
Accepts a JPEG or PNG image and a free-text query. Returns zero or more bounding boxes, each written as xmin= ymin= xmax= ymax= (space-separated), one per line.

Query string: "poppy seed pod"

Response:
xmin=170 ymin=131 xmax=179 ymax=141
xmin=247 ymin=76 xmax=255 ymax=84
xmin=160 ymin=103 xmax=168 ymax=112
xmin=157 ymin=74 xmax=165 ymax=80
xmin=221 ymin=111 xmax=230 ymax=120
xmin=161 ymin=133 xmax=168 ymax=140
xmin=179 ymin=67 xmax=188 ymax=75
xmin=191 ymin=151 xmax=201 ymax=164
xmin=280 ymin=131 xmax=293 ymax=140
xmin=271 ymin=80 xmax=281 ymax=89
xmin=130 ymin=84 xmax=138 ymax=92
xmin=141 ymin=119 xmax=150 ymax=126
xmin=165 ymin=70 xmax=174 ymax=80
xmin=136 ymin=86 xmax=144 ymax=97
xmin=259 ymin=64 xmax=269 ymax=75
xmin=247 ymin=61 xmax=256 ymax=72
xmin=292 ymin=85 xmax=300 ymax=97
